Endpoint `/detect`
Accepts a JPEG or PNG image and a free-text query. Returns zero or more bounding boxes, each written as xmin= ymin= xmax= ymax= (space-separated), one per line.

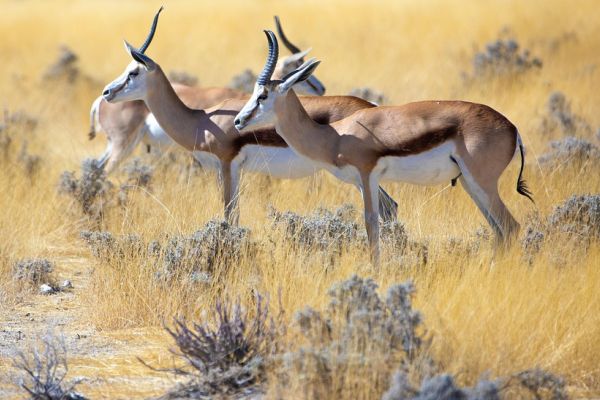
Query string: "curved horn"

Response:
xmin=274 ymin=16 xmax=301 ymax=54
xmin=257 ymin=30 xmax=279 ymax=85
xmin=139 ymin=6 xmax=164 ymax=54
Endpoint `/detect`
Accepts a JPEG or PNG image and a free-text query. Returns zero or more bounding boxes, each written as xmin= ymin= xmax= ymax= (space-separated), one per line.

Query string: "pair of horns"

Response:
xmin=258 ymin=17 xmax=308 ymax=85
xmin=136 ymin=6 xmax=163 ymax=54
xmin=257 ymin=30 xmax=279 ymax=85
xmin=133 ymin=9 xmax=300 ymax=85
xmin=274 ymin=16 xmax=302 ymax=54
xmin=135 ymin=10 xmax=296 ymax=56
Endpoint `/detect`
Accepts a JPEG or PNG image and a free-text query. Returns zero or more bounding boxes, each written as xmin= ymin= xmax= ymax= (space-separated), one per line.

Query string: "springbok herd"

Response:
xmin=95 ymin=7 xmax=533 ymax=266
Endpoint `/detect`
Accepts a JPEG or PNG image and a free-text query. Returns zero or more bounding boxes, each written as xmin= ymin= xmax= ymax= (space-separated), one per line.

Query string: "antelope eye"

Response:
xmin=258 ymin=93 xmax=268 ymax=101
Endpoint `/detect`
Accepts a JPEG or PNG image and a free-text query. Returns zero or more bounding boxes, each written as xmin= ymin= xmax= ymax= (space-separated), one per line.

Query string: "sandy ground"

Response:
xmin=0 ymin=252 xmax=184 ymax=399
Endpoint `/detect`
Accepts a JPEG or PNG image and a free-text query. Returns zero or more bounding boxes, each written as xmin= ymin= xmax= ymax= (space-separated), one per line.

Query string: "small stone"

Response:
xmin=60 ymin=280 xmax=73 ymax=290
xmin=39 ymin=284 xmax=56 ymax=295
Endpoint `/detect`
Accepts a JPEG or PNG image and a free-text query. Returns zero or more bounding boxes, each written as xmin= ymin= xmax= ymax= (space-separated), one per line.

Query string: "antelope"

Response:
xmin=89 ymin=11 xmax=326 ymax=173
xmin=101 ymin=9 xmax=398 ymax=224
xmin=234 ymin=31 xmax=534 ymax=265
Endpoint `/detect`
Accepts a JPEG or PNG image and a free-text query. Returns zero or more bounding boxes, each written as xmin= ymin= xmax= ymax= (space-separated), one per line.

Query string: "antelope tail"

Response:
xmin=516 ymin=133 xmax=534 ymax=203
xmin=88 ymin=97 xmax=101 ymax=140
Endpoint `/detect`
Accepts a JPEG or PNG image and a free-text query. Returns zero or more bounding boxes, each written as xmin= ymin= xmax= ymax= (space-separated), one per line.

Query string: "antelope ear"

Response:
xmin=124 ymin=40 xmax=157 ymax=71
xmin=282 ymin=48 xmax=312 ymax=66
xmin=280 ymin=58 xmax=321 ymax=92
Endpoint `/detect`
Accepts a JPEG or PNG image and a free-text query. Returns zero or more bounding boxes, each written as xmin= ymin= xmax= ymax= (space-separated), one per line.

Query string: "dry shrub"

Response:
xmin=58 ymin=158 xmax=112 ymax=219
xmin=268 ymin=205 xmax=427 ymax=266
xmin=467 ymin=37 xmax=542 ymax=81
xmin=80 ymin=231 xmax=144 ymax=262
xmin=43 ymin=46 xmax=79 ymax=83
xmin=0 ymin=110 xmax=42 ymax=178
xmin=538 ymin=136 xmax=600 ymax=169
xmin=81 ymin=220 xmax=253 ymax=284
xmin=12 ymin=333 xmax=87 ymax=400
xmin=522 ymin=194 xmax=600 ymax=261
xmin=18 ymin=141 xmax=41 ymax=177
xmin=229 ymin=69 xmax=257 ymax=93
xmin=541 ymin=92 xmax=592 ymax=136
xmin=268 ymin=204 xmax=360 ymax=255
xmin=273 ymin=275 xmax=431 ymax=399
xmin=154 ymin=294 xmax=281 ymax=399
xmin=382 ymin=368 xmax=568 ymax=400
xmin=168 ymin=70 xmax=198 ymax=86
xmin=382 ymin=372 xmax=500 ymax=400
xmin=12 ymin=258 xmax=54 ymax=285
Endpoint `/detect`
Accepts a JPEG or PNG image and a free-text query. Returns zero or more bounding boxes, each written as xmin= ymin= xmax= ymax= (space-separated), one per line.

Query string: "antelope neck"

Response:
xmin=274 ymin=90 xmax=339 ymax=165
xmin=144 ymin=67 xmax=209 ymax=152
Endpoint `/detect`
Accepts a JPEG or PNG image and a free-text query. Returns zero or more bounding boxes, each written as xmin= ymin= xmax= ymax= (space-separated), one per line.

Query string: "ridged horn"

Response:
xmin=274 ymin=16 xmax=301 ymax=54
xmin=139 ymin=6 xmax=164 ymax=54
xmin=257 ymin=30 xmax=279 ymax=85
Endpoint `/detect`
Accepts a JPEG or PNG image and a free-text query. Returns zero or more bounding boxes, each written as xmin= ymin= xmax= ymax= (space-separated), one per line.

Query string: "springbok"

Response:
xmin=89 ymin=12 xmax=325 ymax=173
xmin=101 ymin=9 xmax=398 ymax=224
xmin=234 ymin=31 xmax=534 ymax=265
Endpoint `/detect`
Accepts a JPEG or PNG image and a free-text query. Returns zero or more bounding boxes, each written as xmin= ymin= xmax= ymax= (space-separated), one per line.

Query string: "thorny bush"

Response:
xmin=0 ymin=109 xmax=42 ymax=176
xmin=541 ymin=92 xmax=592 ymax=136
xmin=80 ymin=220 xmax=253 ymax=284
xmin=13 ymin=333 xmax=87 ymax=400
xmin=154 ymin=294 xmax=281 ymax=399
xmin=382 ymin=368 xmax=568 ymax=400
xmin=268 ymin=205 xmax=427 ymax=265
xmin=58 ymin=158 xmax=112 ymax=219
xmin=277 ymin=275 xmax=432 ymax=398
xmin=522 ymin=194 xmax=600 ymax=261
xmin=229 ymin=69 xmax=257 ymax=94
xmin=538 ymin=136 xmax=600 ymax=168
xmin=382 ymin=372 xmax=501 ymax=400
xmin=12 ymin=258 xmax=54 ymax=285
xmin=466 ymin=37 xmax=542 ymax=81
xmin=168 ymin=70 xmax=198 ymax=86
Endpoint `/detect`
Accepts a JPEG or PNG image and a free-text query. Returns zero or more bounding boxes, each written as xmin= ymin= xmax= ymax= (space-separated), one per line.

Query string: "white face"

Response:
xmin=234 ymin=59 xmax=321 ymax=133
xmin=234 ymin=83 xmax=280 ymax=132
xmin=102 ymin=60 xmax=148 ymax=103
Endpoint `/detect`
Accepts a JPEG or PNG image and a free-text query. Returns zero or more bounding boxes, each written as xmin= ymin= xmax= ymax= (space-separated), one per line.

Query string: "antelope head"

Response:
xmin=234 ymin=30 xmax=320 ymax=132
xmin=102 ymin=7 xmax=163 ymax=103
xmin=272 ymin=16 xmax=325 ymax=96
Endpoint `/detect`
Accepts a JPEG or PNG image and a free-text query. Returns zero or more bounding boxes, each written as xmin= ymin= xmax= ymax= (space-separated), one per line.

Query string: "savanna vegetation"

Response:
xmin=0 ymin=0 xmax=599 ymax=398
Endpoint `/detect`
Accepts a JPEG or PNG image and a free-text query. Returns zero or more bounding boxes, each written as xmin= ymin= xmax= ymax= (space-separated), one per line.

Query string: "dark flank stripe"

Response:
xmin=380 ymin=125 xmax=459 ymax=158
xmin=235 ymin=128 xmax=288 ymax=148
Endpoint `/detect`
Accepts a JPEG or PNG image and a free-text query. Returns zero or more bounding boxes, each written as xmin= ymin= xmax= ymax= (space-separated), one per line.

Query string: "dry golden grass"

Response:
xmin=1 ymin=0 xmax=599 ymax=398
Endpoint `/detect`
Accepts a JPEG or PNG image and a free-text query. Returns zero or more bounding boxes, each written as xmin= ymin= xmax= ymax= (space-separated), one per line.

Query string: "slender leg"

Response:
xmin=378 ymin=186 xmax=398 ymax=223
xmin=360 ymin=172 xmax=381 ymax=267
xmin=486 ymin=188 xmax=520 ymax=248
xmin=229 ymin=161 xmax=241 ymax=226
xmin=97 ymin=142 xmax=112 ymax=171
xmin=453 ymin=155 xmax=519 ymax=248
xmin=221 ymin=161 xmax=233 ymax=224
xmin=104 ymin=124 xmax=146 ymax=174
xmin=458 ymin=175 xmax=502 ymax=237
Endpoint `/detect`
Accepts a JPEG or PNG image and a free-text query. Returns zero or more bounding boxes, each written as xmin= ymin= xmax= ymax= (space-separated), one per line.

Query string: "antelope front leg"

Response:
xmin=221 ymin=161 xmax=240 ymax=225
xmin=360 ymin=172 xmax=381 ymax=267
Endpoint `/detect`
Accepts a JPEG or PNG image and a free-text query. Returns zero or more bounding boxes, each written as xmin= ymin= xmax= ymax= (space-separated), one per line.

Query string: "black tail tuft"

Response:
xmin=517 ymin=139 xmax=535 ymax=203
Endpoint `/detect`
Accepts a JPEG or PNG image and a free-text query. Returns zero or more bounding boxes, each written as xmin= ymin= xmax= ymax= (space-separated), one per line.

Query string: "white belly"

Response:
xmin=235 ymin=145 xmax=319 ymax=178
xmin=143 ymin=114 xmax=176 ymax=148
xmin=192 ymin=151 xmax=221 ymax=171
xmin=375 ymin=141 xmax=460 ymax=186
xmin=321 ymin=163 xmax=361 ymax=186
